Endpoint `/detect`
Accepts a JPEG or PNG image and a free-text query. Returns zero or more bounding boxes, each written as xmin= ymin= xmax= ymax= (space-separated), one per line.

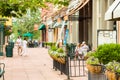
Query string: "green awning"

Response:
xmin=38 ymin=24 xmax=46 ymax=30
xmin=23 ymin=32 xmax=33 ymax=37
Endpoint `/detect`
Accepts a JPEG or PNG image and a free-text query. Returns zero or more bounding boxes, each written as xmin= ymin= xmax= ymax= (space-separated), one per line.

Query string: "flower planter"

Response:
xmin=105 ymin=70 xmax=120 ymax=80
xmin=86 ymin=64 xmax=102 ymax=74
xmin=55 ymin=56 xmax=65 ymax=64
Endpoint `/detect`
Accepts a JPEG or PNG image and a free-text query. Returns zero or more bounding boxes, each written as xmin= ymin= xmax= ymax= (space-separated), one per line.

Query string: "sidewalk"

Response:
xmin=0 ymin=46 xmax=88 ymax=80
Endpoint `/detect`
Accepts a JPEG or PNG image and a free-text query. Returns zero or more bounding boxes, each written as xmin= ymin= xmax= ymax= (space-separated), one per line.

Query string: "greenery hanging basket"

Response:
xmin=86 ymin=56 xmax=102 ymax=74
xmin=86 ymin=64 xmax=102 ymax=74
xmin=105 ymin=61 xmax=120 ymax=80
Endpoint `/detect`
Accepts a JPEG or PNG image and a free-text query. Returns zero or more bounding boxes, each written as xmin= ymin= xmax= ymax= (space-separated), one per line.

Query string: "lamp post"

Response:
xmin=0 ymin=24 xmax=4 ymax=56
xmin=0 ymin=18 xmax=8 ymax=56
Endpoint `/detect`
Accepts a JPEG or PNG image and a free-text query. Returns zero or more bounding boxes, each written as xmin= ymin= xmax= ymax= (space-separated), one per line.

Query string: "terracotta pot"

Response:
xmin=57 ymin=57 xmax=65 ymax=64
xmin=105 ymin=70 xmax=117 ymax=80
xmin=86 ymin=64 xmax=102 ymax=74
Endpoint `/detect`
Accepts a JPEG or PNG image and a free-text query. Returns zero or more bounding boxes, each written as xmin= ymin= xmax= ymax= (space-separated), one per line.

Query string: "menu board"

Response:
xmin=97 ymin=30 xmax=117 ymax=46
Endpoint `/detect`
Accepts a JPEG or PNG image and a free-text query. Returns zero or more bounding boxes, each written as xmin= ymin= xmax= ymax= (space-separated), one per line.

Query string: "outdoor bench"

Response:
xmin=0 ymin=63 xmax=5 ymax=80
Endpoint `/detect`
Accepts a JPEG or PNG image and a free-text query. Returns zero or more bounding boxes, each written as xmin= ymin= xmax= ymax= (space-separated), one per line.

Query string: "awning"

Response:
xmin=38 ymin=24 xmax=46 ymax=30
xmin=105 ymin=0 xmax=120 ymax=21
xmin=53 ymin=21 xmax=68 ymax=28
xmin=53 ymin=22 xmax=62 ymax=28
xmin=67 ymin=0 xmax=89 ymax=15
xmin=23 ymin=32 xmax=33 ymax=37
xmin=113 ymin=2 xmax=120 ymax=20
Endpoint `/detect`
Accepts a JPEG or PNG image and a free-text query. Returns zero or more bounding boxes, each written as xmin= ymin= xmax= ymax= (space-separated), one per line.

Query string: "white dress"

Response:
xmin=16 ymin=38 xmax=22 ymax=46
xmin=21 ymin=40 xmax=28 ymax=56
xmin=81 ymin=45 xmax=89 ymax=56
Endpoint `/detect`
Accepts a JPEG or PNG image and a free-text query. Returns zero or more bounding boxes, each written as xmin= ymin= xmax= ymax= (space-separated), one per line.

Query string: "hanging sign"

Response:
xmin=97 ymin=30 xmax=117 ymax=46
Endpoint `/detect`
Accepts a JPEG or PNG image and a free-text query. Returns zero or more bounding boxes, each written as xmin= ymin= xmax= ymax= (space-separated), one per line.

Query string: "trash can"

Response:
xmin=5 ymin=45 xmax=13 ymax=57
xmin=9 ymin=42 xmax=14 ymax=48
xmin=42 ymin=42 xmax=44 ymax=47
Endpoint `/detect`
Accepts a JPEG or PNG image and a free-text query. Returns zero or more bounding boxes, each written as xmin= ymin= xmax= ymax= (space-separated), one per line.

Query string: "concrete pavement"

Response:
xmin=0 ymin=46 xmax=88 ymax=80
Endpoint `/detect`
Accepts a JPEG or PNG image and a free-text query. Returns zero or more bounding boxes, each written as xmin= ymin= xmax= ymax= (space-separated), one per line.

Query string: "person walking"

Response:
xmin=16 ymin=36 xmax=23 ymax=55
xmin=20 ymin=37 xmax=28 ymax=56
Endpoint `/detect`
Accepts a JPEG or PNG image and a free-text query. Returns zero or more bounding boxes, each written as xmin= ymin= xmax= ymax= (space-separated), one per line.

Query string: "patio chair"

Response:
xmin=0 ymin=63 xmax=5 ymax=80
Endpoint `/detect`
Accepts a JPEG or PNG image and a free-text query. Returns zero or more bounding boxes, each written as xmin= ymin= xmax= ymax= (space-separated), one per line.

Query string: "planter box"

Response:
xmin=105 ymin=70 xmax=120 ymax=80
xmin=86 ymin=64 xmax=102 ymax=74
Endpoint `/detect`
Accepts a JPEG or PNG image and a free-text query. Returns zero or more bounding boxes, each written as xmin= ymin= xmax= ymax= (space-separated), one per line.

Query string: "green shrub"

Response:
xmin=85 ymin=51 xmax=95 ymax=57
xmin=93 ymin=43 xmax=120 ymax=64
xmin=51 ymin=46 xmax=58 ymax=51
xmin=86 ymin=56 xmax=100 ymax=65
xmin=56 ymin=48 xmax=64 ymax=53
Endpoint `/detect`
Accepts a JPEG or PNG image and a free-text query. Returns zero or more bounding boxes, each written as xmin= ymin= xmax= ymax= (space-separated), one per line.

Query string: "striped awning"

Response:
xmin=66 ymin=0 xmax=89 ymax=15
xmin=105 ymin=0 xmax=120 ymax=21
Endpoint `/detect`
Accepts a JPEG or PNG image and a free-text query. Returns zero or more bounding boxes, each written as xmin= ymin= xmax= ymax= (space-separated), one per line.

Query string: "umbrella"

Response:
xmin=23 ymin=32 xmax=33 ymax=37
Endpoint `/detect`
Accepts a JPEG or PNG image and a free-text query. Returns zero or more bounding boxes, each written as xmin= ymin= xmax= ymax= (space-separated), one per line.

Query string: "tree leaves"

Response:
xmin=0 ymin=0 xmax=69 ymax=17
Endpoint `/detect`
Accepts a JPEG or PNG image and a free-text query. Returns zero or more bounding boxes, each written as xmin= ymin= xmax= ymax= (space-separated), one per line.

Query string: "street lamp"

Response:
xmin=0 ymin=18 xmax=8 ymax=56
xmin=0 ymin=24 xmax=4 ymax=56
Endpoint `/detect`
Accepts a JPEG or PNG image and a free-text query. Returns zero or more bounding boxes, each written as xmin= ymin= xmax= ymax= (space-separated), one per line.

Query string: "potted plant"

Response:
xmin=84 ymin=51 xmax=95 ymax=60
xmin=56 ymin=48 xmax=66 ymax=64
xmin=48 ymin=46 xmax=58 ymax=60
xmin=105 ymin=61 xmax=120 ymax=80
xmin=86 ymin=56 xmax=102 ymax=74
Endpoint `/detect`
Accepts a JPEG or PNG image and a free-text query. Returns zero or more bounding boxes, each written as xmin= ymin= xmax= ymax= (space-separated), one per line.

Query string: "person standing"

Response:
xmin=74 ymin=43 xmax=82 ymax=59
xmin=81 ymin=41 xmax=89 ymax=57
xmin=20 ymin=37 xmax=28 ymax=56
xmin=16 ymin=36 xmax=23 ymax=55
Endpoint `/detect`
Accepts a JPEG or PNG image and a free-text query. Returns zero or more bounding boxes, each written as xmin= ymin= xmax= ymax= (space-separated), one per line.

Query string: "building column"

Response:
xmin=117 ymin=21 xmax=120 ymax=43
xmin=92 ymin=0 xmax=99 ymax=49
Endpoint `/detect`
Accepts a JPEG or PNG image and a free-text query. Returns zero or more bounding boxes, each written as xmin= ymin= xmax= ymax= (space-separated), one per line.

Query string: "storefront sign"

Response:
xmin=97 ymin=30 xmax=117 ymax=46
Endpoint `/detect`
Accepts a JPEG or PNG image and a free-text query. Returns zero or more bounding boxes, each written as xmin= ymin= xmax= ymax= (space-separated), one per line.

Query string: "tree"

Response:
xmin=0 ymin=0 xmax=69 ymax=17
xmin=12 ymin=8 xmax=41 ymax=39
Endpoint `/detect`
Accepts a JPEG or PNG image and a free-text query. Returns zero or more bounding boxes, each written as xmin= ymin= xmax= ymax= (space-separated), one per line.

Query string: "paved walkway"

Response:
xmin=0 ymin=46 xmax=88 ymax=80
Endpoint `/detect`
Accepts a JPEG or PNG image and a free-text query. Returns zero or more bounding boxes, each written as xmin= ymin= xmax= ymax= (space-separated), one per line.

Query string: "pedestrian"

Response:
xmin=74 ymin=43 xmax=82 ymax=60
xmin=81 ymin=41 xmax=89 ymax=58
xmin=20 ymin=37 xmax=28 ymax=56
xmin=16 ymin=36 xmax=23 ymax=55
xmin=39 ymin=41 xmax=42 ymax=48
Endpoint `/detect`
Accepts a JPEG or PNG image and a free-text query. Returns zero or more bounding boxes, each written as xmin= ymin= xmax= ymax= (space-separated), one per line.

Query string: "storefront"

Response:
xmin=50 ymin=7 xmax=68 ymax=46
xmin=38 ymin=23 xmax=46 ymax=42
xmin=67 ymin=0 xmax=92 ymax=48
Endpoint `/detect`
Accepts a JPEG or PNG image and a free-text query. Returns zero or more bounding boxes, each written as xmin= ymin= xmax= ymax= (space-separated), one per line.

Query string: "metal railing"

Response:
xmin=53 ymin=43 xmax=87 ymax=79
